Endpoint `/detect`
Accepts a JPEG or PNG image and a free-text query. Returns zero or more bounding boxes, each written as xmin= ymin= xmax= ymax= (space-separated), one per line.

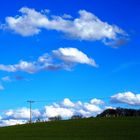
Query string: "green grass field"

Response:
xmin=0 ymin=117 xmax=140 ymax=140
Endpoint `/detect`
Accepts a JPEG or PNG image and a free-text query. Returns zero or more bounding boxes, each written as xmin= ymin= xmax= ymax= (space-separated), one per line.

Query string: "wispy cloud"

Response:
xmin=0 ymin=84 xmax=4 ymax=91
xmin=0 ymin=47 xmax=97 ymax=73
xmin=2 ymin=7 xmax=127 ymax=46
xmin=113 ymin=62 xmax=140 ymax=73
xmin=1 ymin=76 xmax=11 ymax=82
xmin=104 ymin=38 xmax=129 ymax=48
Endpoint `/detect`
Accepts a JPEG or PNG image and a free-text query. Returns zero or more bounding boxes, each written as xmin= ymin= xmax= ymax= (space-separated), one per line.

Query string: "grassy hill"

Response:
xmin=0 ymin=117 xmax=140 ymax=140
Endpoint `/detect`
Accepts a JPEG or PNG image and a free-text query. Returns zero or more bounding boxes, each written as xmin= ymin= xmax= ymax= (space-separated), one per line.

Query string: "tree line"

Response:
xmin=97 ymin=108 xmax=140 ymax=117
xmin=35 ymin=108 xmax=140 ymax=123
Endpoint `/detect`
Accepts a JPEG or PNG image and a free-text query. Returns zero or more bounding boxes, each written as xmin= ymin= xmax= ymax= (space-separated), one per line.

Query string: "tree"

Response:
xmin=49 ymin=116 xmax=62 ymax=121
xmin=71 ymin=115 xmax=83 ymax=120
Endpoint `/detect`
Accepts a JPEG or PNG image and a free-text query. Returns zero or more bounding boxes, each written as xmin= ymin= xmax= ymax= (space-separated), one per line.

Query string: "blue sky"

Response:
xmin=0 ymin=0 xmax=140 ymax=126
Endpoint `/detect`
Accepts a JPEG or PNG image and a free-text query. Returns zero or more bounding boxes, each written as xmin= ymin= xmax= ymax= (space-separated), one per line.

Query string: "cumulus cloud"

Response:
xmin=4 ymin=107 xmax=41 ymax=120
xmin=0 ymin=98 xmax=104 ymax=126
xmin=0 ymin=119 xmax=26 ymax=127
xmin=44 ymin=105 xmax=74 ymax=118
xmin=1 ymin=92 xmax=140 ymax=127
xmin=0 ymin=48 xmax=96 ymax=73
xmin=83 ymin=103 xmax=102 ymax=112
xmin=43 ymin=98 xmax=103 ymax=119
xmin=3 ymin=7 xmax=127 ymax=46
xmin=0 ymin=108 xmax=41 ymax=126
xmin=111 ymin=91 xmax=140 ymax=106
xmin=62 ymin=98 xmax=75 ymax=107
xmin=90 ymin=98 xmax=104 ymax=105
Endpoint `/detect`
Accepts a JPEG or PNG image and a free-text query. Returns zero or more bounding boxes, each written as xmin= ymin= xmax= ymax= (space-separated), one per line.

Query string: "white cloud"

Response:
xmin=0 ymin=119 xmax=26 ymax=127
xmin=5 ymin=7 xmax=44 ymax=36
xmin=62 ymin=98 xmax=75 ymax=108
xmin=78 ymin=109 xmax=91 ymax=117
xmin=0 ymin=108 xmax=41 ymax=126
xmin=0 ymin=48 xmax=96 ymax=73
xmin=0 ymin=61 xmax=38 ymax=73
xmin=44 ymin=105 xmax=74 ymax=118
xmin=5 ymin=107 xmax=41 ymax=119
xmin=111 ymin=91 xmax=140 ymax=106
xmin=84 ymin=103 xmax=102 ymax=112
xmin=0 ymin=98 xmax=105 ymax=127
xmin=53 ymin=48 xmax=97 ymax=67
xmin=90 ymin=98 xmax=104 ymax=105
xmin=69 ymin=10 xmax=125 ymax=41
xmin=43 ymin=98 xmax=103 ymax=119
xmin=0 ymin=65 xmax=17 ymax=72
xmin=2 ymin=91 xmax=140 ymax=127
xmin=3 ymin=7 xmax=127 ymax=46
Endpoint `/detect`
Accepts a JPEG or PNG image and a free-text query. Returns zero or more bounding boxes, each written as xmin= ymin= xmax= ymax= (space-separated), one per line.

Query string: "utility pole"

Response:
xmin=27 ymin=100 xmax=35 ymax=123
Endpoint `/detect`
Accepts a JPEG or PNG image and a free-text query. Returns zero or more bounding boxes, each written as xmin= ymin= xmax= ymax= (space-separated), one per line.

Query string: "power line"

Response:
xmin=27 ymin=100 xmax=35 ymax=123
xmin=33 ymin=97 xmax=110 ymax=103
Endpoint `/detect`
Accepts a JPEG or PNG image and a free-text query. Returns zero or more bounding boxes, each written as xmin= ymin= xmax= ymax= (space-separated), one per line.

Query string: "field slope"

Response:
xmin=0 ymin=117 xmax=140 ymax=140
